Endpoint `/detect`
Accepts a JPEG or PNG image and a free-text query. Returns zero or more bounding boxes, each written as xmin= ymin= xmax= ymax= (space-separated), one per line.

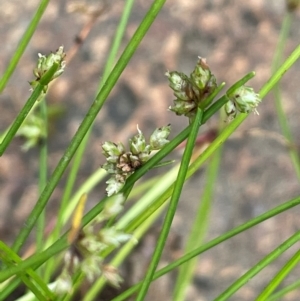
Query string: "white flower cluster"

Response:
xmin=54 ymin=194 xmax=133 ymax=294
xmin=30 ymin=46 xmax=66 ymax=95
xmin=225 ymin=86 xmax=261 ymax=120
xmin=102 ymin=125 xmax=171 ymax=196
xmin=166 ymin=57 xmax=217 ymax=122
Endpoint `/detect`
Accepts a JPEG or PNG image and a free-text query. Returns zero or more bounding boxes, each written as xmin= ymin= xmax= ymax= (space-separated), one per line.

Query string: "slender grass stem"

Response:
xmin=11 ymin=0 xmax=167 ymax=254
xmin=2 ymin=42 xmax=298 ymax=287
xmin=173 ymin=146 xmax=223 ymax=301
xmin=0 ymin=64 xmax=58 ymax=156
xmin=0 ymin=0 xmax=50 ymax=92
xmin=213 ymin=231 xmax=300 ymax=301
xmin=39 ymin=1 xmax=136 ymax=282
xmin=0 ymin=241 xmax=55 ymax=300
xmin=83 ymin=188 xmax=167 ymax=301
xmin=255 ymin=249 xmax=300 ymax=300
xmin=54 ymin=0 xmax=136 ymax=239
xmin=123 ymin=94 xmax=229 ymax=190
xmin=36 ymin=99 xmax=48 ymax=253
xmin=266 ymin=279 xmax=300 ymax=300
xmin=98 ymin=0 xmax=136 ymax=92
xmin=271 ymin=13 xmax=300 ymax=182
xmin=259 ymin=44 xmax=300 ymax=99
xmin=135 ymin=108 xmax=204 ymax=301
xmin=110 ymin=196 xmax=300 ymax=301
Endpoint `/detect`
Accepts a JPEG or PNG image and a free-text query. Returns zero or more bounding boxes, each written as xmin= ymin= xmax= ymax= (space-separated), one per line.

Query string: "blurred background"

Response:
xmin=1 ymin=1 xmax=300 ymax=300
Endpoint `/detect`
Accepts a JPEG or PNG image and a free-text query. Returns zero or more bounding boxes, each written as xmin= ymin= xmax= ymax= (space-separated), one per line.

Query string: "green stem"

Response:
xmin=273 ymin=85 xmax=300 ymax=181
xmin=0 ymin=63 xmax=58 ymax=156
xmin=271 ymin=13 xmax=300 ymax=182
xmin=98 ymin=0 xmax=136 ymax=92
xmin=200 ymin=82 xmax=225 ymax=109
xmin=44 ymin=1 xmax=136 ymax=281
xmin=136 ymin=108 xmax=204 ymax=301
xmin=226 ymin=71 xmax=256 ymax=96
xmin=259 ymin=44 xmax=300 ymax=99
xmin=0 ymin=279 xmax=19 ymax=301
xmin=36 ymin=99 xmax=48 ymax=253
xmin=187 ymin=44 xmax=300 ymax=185
xmin=1 ymin=196 xmax=300 ymax=290
xmin=0 ymin=241 xmax=55 ymax=300
xmin=213 ymin=231 xmax=300 ymax=301
xmin=116 ymin=164 xmax=180 ymax=230
xmin=173 ymin=146 xmax=222 ymax=301
xmin=42 ymin=134 xmax=90 ymax=283
xmin=255 ymin=248 xmax=300 ymax=301
xmin=266 ymin=279 xmax=300 ymax=301
xmin=83 ymin=188 xmax=167 ymax=301
xmin=272 ymin=14 xmax=292 ymax=72
xmin=124 ymin=94 xmax=229 ymax=190
xmin=53 ymin=0 xmax=136 ymax=235
xmin=51 ymin=132 xmax=89 ymax=242
xmin=4 ymin=74 xmax=226 ymax=282
xmin=0 ymin=235 xmax=69 ymax=284
xmin=111 ymin=195 xmax=300 ymax=301
xmin=0 ymin=0 xmax=50 ymax=92
xmin=11 ymin=0 xmax=167 ymax=254
xmin=2 ymin=20 xmax=300 ymax=296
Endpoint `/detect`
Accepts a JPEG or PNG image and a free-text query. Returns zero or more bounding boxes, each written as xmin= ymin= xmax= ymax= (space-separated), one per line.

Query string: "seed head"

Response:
xmin=150 ymin=125 xmax=171 ymax=150
xmin=229 ymin=86 xmax=261 ymax=115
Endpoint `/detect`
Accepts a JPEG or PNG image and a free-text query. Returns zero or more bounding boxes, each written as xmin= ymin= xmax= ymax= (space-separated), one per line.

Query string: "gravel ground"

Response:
xmin=1 ymin=1 xmax=300 ymax=300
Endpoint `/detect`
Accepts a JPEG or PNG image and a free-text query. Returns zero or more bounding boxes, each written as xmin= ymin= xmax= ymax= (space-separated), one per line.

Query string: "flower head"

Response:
xmin=30 ymin=46 xmax=66 ymax=96
xmin=105 ymin=177 xmax=125 ymax=197
xmin=166 ymin=71 xmax=195 ymax=101
xmin=102 ymin=141 xmax=125 ymax=164
xmin=102 ymin=265 xmax=124 ymax=288
xmin=228 ymin=85 xmax=261 ymax=115
xmin=167 ymin=57 xmax=218 ymax=122
xmin=54 ymin=270 xmax=73 ymax=295
xmin=102 ymin=194 xmax=125 ymax=217
xmin=54 ymin=189 xmax=131 ymax=295
xmin=101 ymin=125 xmax=171 ymax=196
xmin=190 ymin=57 xmax=217 ymax=93
xmin=129 ymin=126 xmax=147 ymax=155
xmin=150 ymin=125 xmax=171 ymax=150
xmin=81 ymin=254 xmax=103 ymax=282
xmin=98 ymin=227 xmax=132 ymax=248
xmin=33 ymin=46 xmax=66 ymax=81
xmin=224 ymin=99 xmax=237 ymax=121
xmin=95 ymin=194 xmax=125 ymax=222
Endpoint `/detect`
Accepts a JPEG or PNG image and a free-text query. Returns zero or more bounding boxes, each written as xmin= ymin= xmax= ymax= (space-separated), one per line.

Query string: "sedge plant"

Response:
xmin=1 ymin=1 xmax=300 ymax=301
